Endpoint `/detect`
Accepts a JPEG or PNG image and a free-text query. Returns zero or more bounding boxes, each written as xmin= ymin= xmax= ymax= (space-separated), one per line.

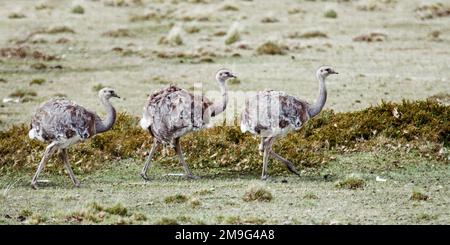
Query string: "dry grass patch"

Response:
xmin=410 ymin=191 xmax=429 ymax=201
xmin=224 ymin=22 xmax=241 ymax=45
xmin=324 ymin=9 xmax=337 ymax=18
xmin=185 ymin=25 xmax=200 ymax=34
xmin=288 ymin=8 xmax=304 ymax=15
xmin=102 ymin=29 xmax=133 ymax=38
xmin=353 ymin=33 xmax=387 ymax=42
xmin=1 ymin=100 xmax=448 ymax=174
xmin=0 ymin=47 xmax=58 ymax=61
xmin=44 ymin=26 xmax=75 ymax=35
xmin=29 ymin=79 xmax=46 ymax=86
xmin=8 ymin=13 xmax=26 ymax=19
xmin=189 ymin=198 xmax=202 ymax=208
xmin=261 ymin=14 xmax=279 ymax=23
xmin=287 ymin=31 xmax=327 ymax=39
xmin=225 ymin=216 xmax=266 ymax=225
xmin=415 ymin=3 xmax=450 ymax=20
xmin=220 ymin=4 xmax=239 ymax=12
xmin=303 ymin=192 xmax=319 ymax=200
xmin=155 ymin=217 xmax=179 ymax=225
xmin=243 ymin=185 xmax=273 ymax=202
xmin=8 ymin=89 xmax=37 ymax=102
xmin=256 ymin=41 xmax=286 ymax=55
xmin=71 ymin=5 xmax=85 ymax=14
xmin=164 ymin=194 xmax=189 ymax=204
xmin=336 ymin=175 xmax=365 ymax=190
xmin=66 ymin=202 xmax=132 ymax=224
xmin=159 ymin=25 xmax=184 ymax=46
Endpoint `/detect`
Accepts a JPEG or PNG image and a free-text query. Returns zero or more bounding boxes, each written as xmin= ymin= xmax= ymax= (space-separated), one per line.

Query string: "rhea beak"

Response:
xmin=229 ymin=73 xmax=237 ymax=78
xmin=112 ymin=93 xmax=121 ymax=99
xmin=330 ymin=70 xmax=338 ymax=75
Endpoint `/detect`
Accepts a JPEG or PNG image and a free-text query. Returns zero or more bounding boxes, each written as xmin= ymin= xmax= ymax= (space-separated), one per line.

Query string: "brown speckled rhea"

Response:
xmin=28 ymin=88 xmax=120 ymax=189
xmin=139 ymin=69 xmax=236 ymax=180
xmin=240 ymin=66 xmax=338 ymax=180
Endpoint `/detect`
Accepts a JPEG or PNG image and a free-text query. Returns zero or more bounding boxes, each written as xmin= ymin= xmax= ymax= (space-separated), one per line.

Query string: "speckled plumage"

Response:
xmin=240 ymin=90 xmax=311 ymax=138
xmin=139 ymin=69 xmax=236 ymax=180
xmin=29 ymin=98 xmax=98 ymax=146
xmin=28 ymin=87 xmax=120 ymax=189
xmin=240 ymin=66 xmax=338 ymax=180
xmin=139 ymin=85 xmax=214 ymax=145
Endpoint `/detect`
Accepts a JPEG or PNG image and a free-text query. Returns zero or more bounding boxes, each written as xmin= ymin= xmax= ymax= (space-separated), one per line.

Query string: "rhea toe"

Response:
xmin=241 ymin=66 xmax=338 ymax=180
xmin=139 ymin=69 xmax=237 ymax=180
xmin=28 ymin=88 xmax=120 ymax=189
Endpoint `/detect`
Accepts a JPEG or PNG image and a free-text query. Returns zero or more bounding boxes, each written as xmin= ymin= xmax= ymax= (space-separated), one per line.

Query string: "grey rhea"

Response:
xmin=139 ymin=69 xmax=236 ymax=180
xmin=28 ymin=88 xmax=120 ymax=189
xmin=240 ymin=66 xmax=338 ymax=180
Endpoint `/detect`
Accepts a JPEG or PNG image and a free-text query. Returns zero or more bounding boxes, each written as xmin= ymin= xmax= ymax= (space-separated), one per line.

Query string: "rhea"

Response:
xmin=139 ymin=69 xmax=236 ymax=180
xmin=240 ymin=66 xmax=338 ymax=180
xmin=28 ymin=88 xmax=120 ymax=189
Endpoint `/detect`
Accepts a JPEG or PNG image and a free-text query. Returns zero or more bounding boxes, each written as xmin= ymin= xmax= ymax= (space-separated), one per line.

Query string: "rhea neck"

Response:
xmin=308 ymin=73 xmax=327 ymax=118
xmin=210 ymin=80 xmax=228 ymax=117
xmin=95 ymin=96 xmax=117 ymax=134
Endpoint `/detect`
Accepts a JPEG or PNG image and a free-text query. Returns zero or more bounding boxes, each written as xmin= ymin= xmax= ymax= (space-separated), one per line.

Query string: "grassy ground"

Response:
xmin=1 ymin=151 xmax=449 ymax=225
xmin=0 ymin=0 xmax=449 ymax=225
xmin=0 ymin=0 xmax=449 ymax=129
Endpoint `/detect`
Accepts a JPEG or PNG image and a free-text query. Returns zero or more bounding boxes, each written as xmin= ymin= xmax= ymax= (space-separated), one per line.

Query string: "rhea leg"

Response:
xmin=268 ymin=139 xmax=301 ymax=177
xmin=31 ymin=142 xmax=58 ymax=189
xmin=59 ymin=149 xmax=80 ymax=187
xmin=258 ymin=137 xmax=267 ymax=155
xmin=261 ymin=144 xmax=270 ymax=180
xmin=140 ymin=139 xmax=159 ymax=181
xmin=174 ymin=138 xmax=198 ymax=179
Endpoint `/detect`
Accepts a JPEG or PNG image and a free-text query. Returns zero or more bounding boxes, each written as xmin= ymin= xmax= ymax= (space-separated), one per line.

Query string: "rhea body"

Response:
xmin=139 ymin=69 xmax=236 ymax=180
xmin=240 ymin=66 xmax=338 ymax=180
xmin=28 ymin=88 xmax=120 ymax=188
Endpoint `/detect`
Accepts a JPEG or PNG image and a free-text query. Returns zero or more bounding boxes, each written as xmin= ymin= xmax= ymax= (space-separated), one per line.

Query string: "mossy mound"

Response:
xmin=0 ymin=100 xmax=448 ymax=174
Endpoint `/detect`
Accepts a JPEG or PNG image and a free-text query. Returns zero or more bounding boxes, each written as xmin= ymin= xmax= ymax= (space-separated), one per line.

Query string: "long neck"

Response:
xmin=210 ymin=82 xmax=228 ymax=117
xmin=95 ymin=97 xmax=117 ymax=134
xmin=308 ymin=74 xmax=327 ymax=118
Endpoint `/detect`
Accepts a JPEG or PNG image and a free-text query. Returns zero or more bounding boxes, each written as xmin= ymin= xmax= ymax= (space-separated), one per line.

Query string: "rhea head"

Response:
xmin=98 ymin=87 xmax=120 ymax=99
xmin=216 ymin=68 xmax=237 ymax=83
xmin=316 ymin=65 xmax=338 ymax=79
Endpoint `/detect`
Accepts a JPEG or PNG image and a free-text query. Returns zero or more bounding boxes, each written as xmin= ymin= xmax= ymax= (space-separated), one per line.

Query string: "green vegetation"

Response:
xmin=164 ymin=194 xmax=189 ymax=204
xmin=256 ymin=42 xmax=285 ymax=55
xmin=1 ymin=100 xmax=448 ymax=174
xmin=243 ymin=185 xmax=273 ymax=202
xmin=29 ymin=78 xmax=46 ymax=86
xmin=324 ymin=9 xmax=338 ymax=18
xmin=92 ymin=83 xmax=104 ymax=92
xmin=410 ymin=191 xmax=429 ymax=201
xmin=8 ymin=89 xmax=37 ymax=100
xmin=8 ymin=13 xmax=26 ymax=19
xmin=336 ymin=175 xmax=365 ymax=190
xmin=71 ymin=5 xmax=85 ymax=14
xmin=224 ymin=23 xmax=241 ymax=45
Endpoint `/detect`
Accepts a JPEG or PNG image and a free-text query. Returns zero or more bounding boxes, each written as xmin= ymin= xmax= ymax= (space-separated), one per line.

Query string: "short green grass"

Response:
xmin=0 ymin=152 xmax=448 ymax=225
